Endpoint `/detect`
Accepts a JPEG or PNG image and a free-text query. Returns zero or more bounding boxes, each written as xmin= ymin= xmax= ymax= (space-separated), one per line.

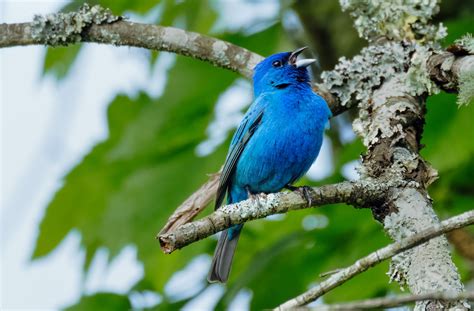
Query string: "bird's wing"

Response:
xmin=215 ymin=99 xmax=266 ymax=210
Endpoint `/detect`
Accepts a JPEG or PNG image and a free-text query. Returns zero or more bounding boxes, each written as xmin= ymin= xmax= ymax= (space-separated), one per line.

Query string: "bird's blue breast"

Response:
xmin=232 ymin=86 xmax=330 ymax=194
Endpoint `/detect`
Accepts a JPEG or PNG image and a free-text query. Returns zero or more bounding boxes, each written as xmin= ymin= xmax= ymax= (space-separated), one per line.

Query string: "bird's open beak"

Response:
xmin=289 ymin=46 xmax=316 ymax=68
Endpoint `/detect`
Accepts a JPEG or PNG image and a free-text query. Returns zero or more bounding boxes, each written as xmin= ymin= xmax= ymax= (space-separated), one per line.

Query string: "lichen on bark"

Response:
xmin=321 ymin=42 xmax=411 ymax=109
xmin=321 ymin=41 xmax=438 ymax=148
xmin=325 ymin=1 xmax=469 ymax=309
xmin=31 ymin=3 xmax=121 ymax=46
xmin=457 ymin=70 xmax=474 ymax=106
xmin=384 ymin=188 xmax=469 ymax=310
xmin=339 ymin=0 xmax=446 ymax=42
xmin=453 ymin=35 xmax=474 ymax=105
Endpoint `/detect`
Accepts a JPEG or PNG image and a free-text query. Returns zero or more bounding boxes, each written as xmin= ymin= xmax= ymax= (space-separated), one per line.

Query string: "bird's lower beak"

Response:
xmin=289 ymin=46 xmax=316 ymax=68
xmin=295 ymin=58 xmax=317 ymax=68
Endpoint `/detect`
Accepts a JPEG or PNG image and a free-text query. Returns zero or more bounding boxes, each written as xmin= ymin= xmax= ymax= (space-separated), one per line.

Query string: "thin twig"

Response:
xmin=309 ymin=291 xmax=474 ymax=310
xmin=319 ymin=268 xmax=343 ymax=278
xmin=275 ymin=210 xmax=474 ymax=310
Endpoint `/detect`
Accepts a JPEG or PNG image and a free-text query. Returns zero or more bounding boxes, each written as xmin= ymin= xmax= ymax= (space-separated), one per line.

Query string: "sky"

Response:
xmin=0 ymin=1 xmax=356 ymax=309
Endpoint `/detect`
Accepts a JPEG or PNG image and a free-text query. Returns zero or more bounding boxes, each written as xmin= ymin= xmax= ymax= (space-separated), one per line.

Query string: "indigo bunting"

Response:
xmin=208 ymin=47 xmax=331 ymax=283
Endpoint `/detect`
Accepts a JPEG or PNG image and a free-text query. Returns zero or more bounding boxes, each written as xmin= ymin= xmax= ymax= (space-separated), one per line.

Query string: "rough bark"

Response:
xmin=321 ymin=1 xmax=472 ymax=309
xmin=384 ymin=189 xmax=467 ymax=309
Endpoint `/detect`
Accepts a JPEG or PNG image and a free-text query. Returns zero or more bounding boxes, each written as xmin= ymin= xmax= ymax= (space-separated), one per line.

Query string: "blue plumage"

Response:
xmin=208 ymin=48 xmax=331 ymax=283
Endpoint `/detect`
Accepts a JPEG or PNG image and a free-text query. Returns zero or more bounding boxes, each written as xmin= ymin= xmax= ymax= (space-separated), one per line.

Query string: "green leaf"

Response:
xmin=422 ymin=92 xmax=474 ymax=172
xmin=442 ymin=17 xmax=474 ymax=46
xmin=65 ymin=292 xmax=131 ymax=310
xmin=61 ymin=0 xmax=160 ymax=16
xmin=43 ymin=45 xmax=82 ymax=79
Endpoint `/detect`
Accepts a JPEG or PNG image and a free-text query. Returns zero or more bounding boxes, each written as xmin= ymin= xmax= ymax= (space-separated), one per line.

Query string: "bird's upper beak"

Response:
xmin=289 ymin=46 xmax=316 ymax=68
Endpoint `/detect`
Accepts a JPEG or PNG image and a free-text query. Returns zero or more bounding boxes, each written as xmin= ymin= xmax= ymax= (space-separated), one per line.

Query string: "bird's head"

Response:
xmin=253 ymin=47 xmax=316 ymax=95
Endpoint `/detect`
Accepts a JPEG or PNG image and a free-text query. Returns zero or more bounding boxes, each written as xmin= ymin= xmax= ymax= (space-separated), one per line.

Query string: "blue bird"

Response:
xmin=208 ymin=47 xmax=332 ymax=283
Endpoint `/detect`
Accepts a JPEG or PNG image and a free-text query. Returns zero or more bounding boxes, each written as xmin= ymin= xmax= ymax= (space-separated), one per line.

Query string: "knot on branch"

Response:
xmin=428 ymin=47 xmax=474 ymax=106
xmin=427 ymin=51 xmax=458 ymax=91
xmin=427 ymin=35 xmax=474 ymax=102
xmin=31 ymin=4 xmax=121 ymax=46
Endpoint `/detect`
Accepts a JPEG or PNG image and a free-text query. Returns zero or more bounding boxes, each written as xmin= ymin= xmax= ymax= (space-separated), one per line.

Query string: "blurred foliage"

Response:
xmin=291 ymin=0 xmax=365 ymax=71
xmin=65 ymin=293 xmax=131 ymax=310
xmin=33 ymin=0 xmax=474 ymax=310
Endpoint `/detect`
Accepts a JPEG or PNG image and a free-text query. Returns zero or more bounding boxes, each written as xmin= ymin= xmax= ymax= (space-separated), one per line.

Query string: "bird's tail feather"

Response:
xmin=207 ymin=228 xmax=241 ymax=283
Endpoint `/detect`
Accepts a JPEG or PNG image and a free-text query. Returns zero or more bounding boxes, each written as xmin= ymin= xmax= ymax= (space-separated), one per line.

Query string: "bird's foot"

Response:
xmin=246 ymin=187 xmax=266 ymax=207
xmin=286 ymin=185 xmax=314 ymax=207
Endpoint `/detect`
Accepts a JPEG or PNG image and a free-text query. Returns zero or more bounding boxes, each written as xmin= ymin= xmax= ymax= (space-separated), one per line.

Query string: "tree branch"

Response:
xmin=348 ymin=46 xmax=467 ymax=307
xmin=427 ymin=52 xmax=474 ymax=93
xmin=310 ymin=291 xmax=474 ymax=311
xmin=275 ymin=210 xmax=474 ymax=310
xmin=0 ymin=6 xmax=261 ymax=78
xmin=157 ymin=180 xmax=389 ymax=254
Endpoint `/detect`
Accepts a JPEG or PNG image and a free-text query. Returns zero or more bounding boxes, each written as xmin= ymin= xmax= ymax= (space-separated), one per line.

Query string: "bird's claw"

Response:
xmin=285 ymin=184 xmax=313 ymax=207
xmin=296 ymin=186 xmax=313 ymax=207
xmin=246 ymin=187 xmax=266 ymax=207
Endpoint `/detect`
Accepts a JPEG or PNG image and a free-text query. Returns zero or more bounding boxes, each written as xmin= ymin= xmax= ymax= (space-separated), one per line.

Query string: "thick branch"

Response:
xmin=355 ymin=67 xmax=466 ymax=309
xmin=311 ymin=291 xmax=474 ymax=311
xmin=2 ymin=24 xmax=347 ymax=115
xmin=158 ymin=180 xmax=388 ymax=254
xmin=276 ymin=210 xmax=474 ymax=309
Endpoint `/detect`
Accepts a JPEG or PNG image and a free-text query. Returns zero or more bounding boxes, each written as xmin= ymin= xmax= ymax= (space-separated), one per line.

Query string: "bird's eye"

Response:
xmin=272 ymin=60 xmax=282 ymax=67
